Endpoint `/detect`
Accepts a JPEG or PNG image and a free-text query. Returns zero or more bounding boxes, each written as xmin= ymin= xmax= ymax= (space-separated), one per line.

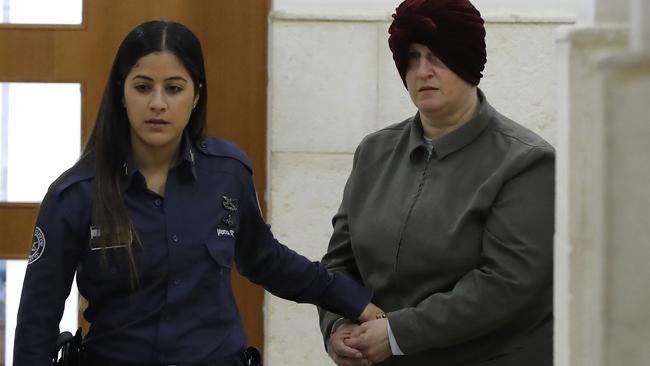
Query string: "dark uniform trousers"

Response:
xmin=82 ymin=347 xmax=262 ymax=366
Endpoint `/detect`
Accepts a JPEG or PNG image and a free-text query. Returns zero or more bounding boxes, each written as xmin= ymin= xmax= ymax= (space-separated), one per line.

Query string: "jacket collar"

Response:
xmin=409 ymin=88 xmax=492 ymax=161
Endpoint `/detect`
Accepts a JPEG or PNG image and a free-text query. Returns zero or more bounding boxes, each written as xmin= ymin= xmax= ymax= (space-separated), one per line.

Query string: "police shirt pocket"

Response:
xmin=203 ymin=238 xmax=235 ymax=284
xmin=198 ymin=238 xmax=237 ymax=322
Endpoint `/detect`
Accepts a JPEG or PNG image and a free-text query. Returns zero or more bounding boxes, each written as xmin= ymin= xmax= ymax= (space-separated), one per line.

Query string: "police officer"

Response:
xmin=13 ymin=20 xmax=380 ymax=366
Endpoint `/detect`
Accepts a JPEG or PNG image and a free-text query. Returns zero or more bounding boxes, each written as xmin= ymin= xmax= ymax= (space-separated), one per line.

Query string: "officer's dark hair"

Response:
xmin=79 ymin=20 xmax=207 ymax=281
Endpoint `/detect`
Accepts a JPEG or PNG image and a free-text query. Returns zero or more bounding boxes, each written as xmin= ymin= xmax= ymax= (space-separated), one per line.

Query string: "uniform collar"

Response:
xmin=409 ymin=88 xmax=492 ymax=161
xmin=120 ymin=132 xmax=198 ymax=192
xmin=121 ymin=154 xmax=139 ymax=192
xmin=178 ymin=132 xmax=198 ymax=179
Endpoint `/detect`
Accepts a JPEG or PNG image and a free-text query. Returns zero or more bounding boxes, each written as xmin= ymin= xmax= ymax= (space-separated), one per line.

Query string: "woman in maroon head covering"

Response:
xmin=318 ymin=0 xmax=555 ymax=365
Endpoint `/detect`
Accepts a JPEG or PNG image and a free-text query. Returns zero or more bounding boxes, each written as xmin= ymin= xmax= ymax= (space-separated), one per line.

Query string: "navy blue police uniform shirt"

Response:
xmin=14 ymin=134 xmax=371 ymax=365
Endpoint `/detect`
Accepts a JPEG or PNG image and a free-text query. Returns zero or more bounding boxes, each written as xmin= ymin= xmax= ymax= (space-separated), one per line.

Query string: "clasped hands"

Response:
xmin=327 ymin=303 xmax=392 ymax=365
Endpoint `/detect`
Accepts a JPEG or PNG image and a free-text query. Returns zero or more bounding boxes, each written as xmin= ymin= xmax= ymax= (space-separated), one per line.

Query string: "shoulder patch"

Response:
xmin=28 ymin=227 xmax=46 ymax=264
xmin=195 ymin=137 xmax=253 ymax=173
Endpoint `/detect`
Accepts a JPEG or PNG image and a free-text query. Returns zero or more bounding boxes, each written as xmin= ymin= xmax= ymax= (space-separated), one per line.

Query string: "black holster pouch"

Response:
xmin=241 ymin=346 xmax=262 ymax=366
xmin=53 ymin=328 xmax=83 ymax=366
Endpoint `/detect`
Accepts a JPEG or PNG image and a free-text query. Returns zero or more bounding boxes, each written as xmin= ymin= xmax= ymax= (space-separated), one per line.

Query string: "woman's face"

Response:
xmin=405 ymin=43 xmax=474 ymax=119
xmin=123 ymin=51 xmax=198 ymax=152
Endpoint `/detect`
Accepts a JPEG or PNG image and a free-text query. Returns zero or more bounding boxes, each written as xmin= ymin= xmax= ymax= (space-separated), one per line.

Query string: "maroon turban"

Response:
xmin=388 ymin=0 xmax=486 ymax=86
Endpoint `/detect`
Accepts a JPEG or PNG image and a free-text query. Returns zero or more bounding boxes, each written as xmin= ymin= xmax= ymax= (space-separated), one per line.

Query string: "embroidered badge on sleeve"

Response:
xmin=28 ymin=227 xmax=46 ymax=264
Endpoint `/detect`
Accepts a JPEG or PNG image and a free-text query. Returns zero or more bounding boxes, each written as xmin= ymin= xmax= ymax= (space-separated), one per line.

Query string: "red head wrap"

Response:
xmin=388 ymin=0 xmax=486 ymax=86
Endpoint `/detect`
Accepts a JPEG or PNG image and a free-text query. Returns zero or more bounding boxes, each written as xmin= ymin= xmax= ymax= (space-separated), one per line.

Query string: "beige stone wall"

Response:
xmin=265 ymin=11 xmax=571 ymax=365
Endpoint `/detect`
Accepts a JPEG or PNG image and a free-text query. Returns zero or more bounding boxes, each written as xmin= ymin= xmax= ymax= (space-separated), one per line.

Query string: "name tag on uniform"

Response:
xmin=89 ymin=226 xmax=127 ymax=250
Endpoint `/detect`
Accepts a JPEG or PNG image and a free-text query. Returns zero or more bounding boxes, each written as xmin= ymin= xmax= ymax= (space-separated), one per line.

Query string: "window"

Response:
xmin=0 ymin=82 xmax=81 ymax=365
xmin=0 ymin=82 xmax=81 ymax=202
xmin=0 ymin=0 xmax=82 ymax=25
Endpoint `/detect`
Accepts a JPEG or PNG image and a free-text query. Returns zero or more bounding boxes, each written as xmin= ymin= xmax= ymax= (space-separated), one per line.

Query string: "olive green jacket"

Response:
xmin=319 ymin=91 xmax=554 ymax=366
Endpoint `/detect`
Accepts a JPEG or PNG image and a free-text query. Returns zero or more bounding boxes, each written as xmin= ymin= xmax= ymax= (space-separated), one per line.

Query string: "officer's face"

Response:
xmin=123 ymin=51 xmax=199 ymax=154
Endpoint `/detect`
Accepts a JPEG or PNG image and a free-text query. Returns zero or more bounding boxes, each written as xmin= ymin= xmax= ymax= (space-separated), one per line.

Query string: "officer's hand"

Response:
xmin=328 ymin=322 xmax=372 ymax=366
xmin=345 ymin=318 xmax=392 ymax=363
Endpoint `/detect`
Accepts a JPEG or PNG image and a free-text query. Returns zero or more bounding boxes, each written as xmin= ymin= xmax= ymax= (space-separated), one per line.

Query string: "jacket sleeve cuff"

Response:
xmin=387 ymin=308 xmax=423 ymax=354
xmin=318 ymin=271 xmax=371 ymax=321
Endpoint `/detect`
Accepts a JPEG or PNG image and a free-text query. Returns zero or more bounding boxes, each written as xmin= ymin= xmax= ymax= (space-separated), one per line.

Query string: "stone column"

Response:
xmin=555 ymin=24 xmax=628 ymax=366
xmin=597 ymin=51 xmax=650 ymax=366
xmin=630 ymin=0 xmax=650 ymax=51
xmin=557 ymin=0 xmax=650 ymax=365
xmin=597 ymin=0 xmax=650 ymax=359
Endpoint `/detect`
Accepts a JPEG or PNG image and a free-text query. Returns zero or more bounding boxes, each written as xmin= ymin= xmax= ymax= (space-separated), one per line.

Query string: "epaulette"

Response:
xmin=195 ymin=137 xmax=253 ymax=173
xmin=47 ymin=161 xmax=94 ymax=196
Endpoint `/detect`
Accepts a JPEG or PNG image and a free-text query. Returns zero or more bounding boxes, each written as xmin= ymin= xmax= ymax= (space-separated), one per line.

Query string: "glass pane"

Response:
xmin=2 ymin=260 xmax=79 ymax=366
xmin=0 ymin=0 xmax=82 ymax=25
xmin=0 ymin=82 xmax=81 ymax=203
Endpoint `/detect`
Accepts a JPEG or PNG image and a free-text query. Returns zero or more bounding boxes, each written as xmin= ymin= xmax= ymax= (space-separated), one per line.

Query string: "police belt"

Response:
xmin=83 ymin=347 xmax=262 ymax=366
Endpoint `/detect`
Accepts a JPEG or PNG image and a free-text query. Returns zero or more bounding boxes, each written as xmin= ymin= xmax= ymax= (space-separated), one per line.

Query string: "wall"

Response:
xmin=266 ymin=1 xmax=574 ymax=364
xmin=554 ymin=0 xmax=650 ymax=361
xmin=554 ymin=24 xmax=629 ymax=366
